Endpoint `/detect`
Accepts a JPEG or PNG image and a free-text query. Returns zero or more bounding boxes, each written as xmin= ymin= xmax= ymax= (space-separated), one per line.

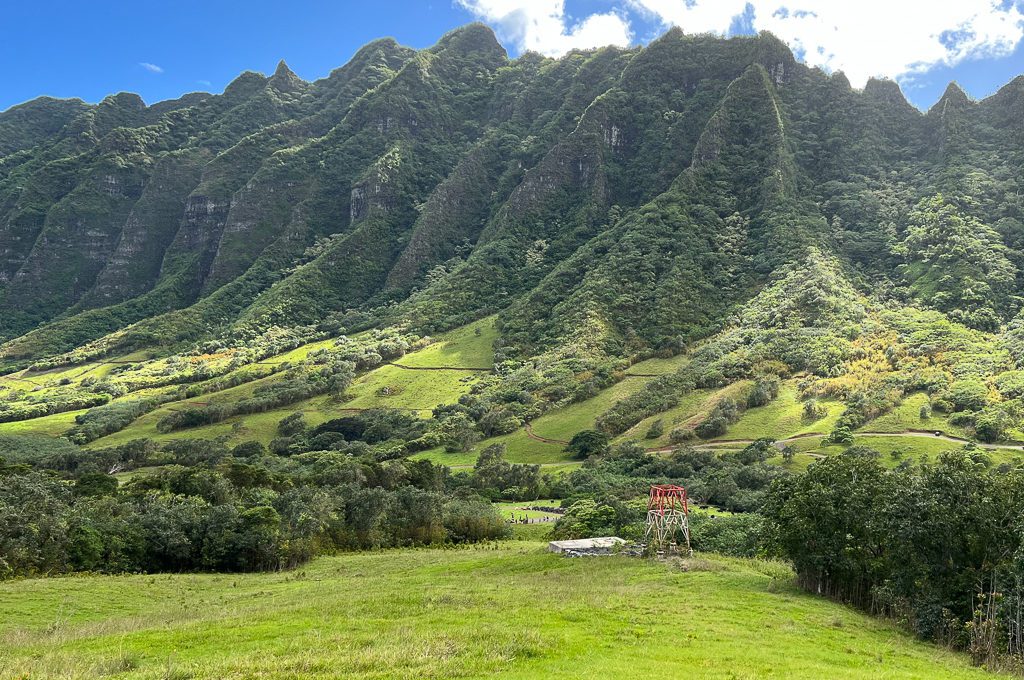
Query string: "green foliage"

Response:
xmin=565 ymin=429 xmax=610 ymax=459
xmin=689 ymin=511 xmax=765 ymax=557
xmin=0 ymin=443 xmax=510 ymax=578
xmin=764 ymin=450 xmax=1024 ymax=666
xmin=466 ymin=443 xmax=542 ymax=500
xmin=552 ymin=439 xmax=787 ymax=515
xmin=550 ymin=498 xmax=643 ymax=540
xmin=896 ymin=195 xmax=1017 ymax=330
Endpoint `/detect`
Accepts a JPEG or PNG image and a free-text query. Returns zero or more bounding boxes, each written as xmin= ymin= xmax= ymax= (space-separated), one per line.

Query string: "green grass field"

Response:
xmin=399 ymin=318 xmax=498 ymax=369
xmin=863 ymin=392 xmax=972 ymax=439
xmin=0 ymin=408 xmax=84 ymax=436
xmin=0 ymin=544 xmax=1004 ymax=679
xmin=725 ymin=381 xmax=844 ymax=440
xmin=615 ymin=388 xmax=717 ymax=446
xmin=415 ymin=354 xmax=691 ymax=468
xmin=77 ymin=318 xmax=499 ymax=449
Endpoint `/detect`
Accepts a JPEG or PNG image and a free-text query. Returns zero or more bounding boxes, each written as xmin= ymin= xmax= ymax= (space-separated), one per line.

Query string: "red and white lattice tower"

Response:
xmin=645 ymin=484 xmax=692 ymax=555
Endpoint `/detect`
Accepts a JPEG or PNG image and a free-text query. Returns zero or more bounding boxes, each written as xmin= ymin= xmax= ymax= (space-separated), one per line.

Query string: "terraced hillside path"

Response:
xmin=858 ymin=430 xmax=1024 ymax=450
xmin=524 ymin=422 xmax=569 ymax=446
xmin=386 ymin=362 xmax=492 ymax=372
xmin=447 ymin=425 xmax=1024 ymax=472
xmin=656 ymin=430 xmax=1024 ymax=454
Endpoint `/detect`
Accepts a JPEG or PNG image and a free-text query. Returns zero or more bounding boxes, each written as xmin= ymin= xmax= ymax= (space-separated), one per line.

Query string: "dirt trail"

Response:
xmin=386 ymin=362 xmax=492 ymax=372
xmin=445 ymin=425 xmax=1024 ymax=470
xmin=857 ymin=430 xmax=1024 ymax=450
xmin=524 ymin=422 xmax=569 ymax=446
xmin=450 ymin=461 xmax=578 ymax=470
xmin=644 ymin=430 xmax=1024 ymax=455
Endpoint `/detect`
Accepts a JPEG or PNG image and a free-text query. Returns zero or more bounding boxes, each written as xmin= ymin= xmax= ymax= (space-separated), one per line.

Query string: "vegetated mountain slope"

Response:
xmin=0 ymin=545 xmax=1008 ymax=680
xmin=2 ymin=24 xmax=1024 ymax=453
xmin=0 ymin=37 xmax=418 ymax=357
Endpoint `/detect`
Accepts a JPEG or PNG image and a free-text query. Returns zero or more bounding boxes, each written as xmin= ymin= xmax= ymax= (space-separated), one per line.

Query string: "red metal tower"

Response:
xmin=645 ymin=484 xmax=692 ymax=555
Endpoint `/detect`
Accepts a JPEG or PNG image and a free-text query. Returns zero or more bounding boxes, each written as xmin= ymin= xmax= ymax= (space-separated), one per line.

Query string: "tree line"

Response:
xmin=763 ymin=448 xmax=1024 ymax=668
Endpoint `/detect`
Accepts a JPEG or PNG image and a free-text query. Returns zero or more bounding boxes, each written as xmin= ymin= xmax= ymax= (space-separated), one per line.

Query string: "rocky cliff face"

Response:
xmin=1 ymin=24 xmax=1022 ymax=369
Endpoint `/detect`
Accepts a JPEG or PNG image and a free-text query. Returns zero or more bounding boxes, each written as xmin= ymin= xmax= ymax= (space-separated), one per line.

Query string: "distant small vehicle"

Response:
xmin=934 ymin=431 xmax=942 ymax=437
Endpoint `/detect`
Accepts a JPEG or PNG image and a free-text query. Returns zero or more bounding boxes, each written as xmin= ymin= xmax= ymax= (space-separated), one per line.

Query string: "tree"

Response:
xmin=442 ymin=498 xmax=510 ymax=542
xmin=472 ymin=444 xmax=541 ymax=500
xmin=231 ymin=441 xmax=266 ymax=458
xmin=74 ymin=472 xmax=119 ymax=497
xmin=437 ymin=413 xmax=479 ymax=453
xmin=974 ymin=408 xmax=1009 ymax=443
xmin=278 ymin=412 xmax=307 ymax=437
xmin=565 ymin=430 xmax=609 ymax=459
xmin=897 ymin=195 xmax=1016 ymax=330
xmin=762 ymin=451 xmax=891 ymax=603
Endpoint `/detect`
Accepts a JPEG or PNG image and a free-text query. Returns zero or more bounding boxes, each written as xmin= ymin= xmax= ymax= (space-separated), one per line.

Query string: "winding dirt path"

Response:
xmin=644 ymin=430 xmax=1024 ymax=454
xmin=449 ymin=461 xmax=579 ymax=470
xmin=385 ymin=362 xmax=492 ymax=372
xmin=524 ymin=422 xmax=569 ymax=446
xmin=856 ymin=430 xmax=1024 ymax=450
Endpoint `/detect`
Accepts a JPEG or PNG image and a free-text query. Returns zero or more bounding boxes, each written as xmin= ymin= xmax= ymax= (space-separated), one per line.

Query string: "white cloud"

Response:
xmin=139 ymin=62 xmax=164 ymax=74
xmin=197 ymin=79 xmax=212 ymax=87
xmin=629 ymin=0 xmax=1024 ymax=87
xmin=455 ymin=0 xmax=632 ymax=56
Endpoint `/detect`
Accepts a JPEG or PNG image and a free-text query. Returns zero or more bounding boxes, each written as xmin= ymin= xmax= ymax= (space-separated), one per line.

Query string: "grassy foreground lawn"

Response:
xmin=0 ymin=545 xmax=1005 ymax=679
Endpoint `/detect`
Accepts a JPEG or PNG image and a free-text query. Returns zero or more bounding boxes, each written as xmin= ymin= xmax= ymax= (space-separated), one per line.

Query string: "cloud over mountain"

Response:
xmin=458 ymin=0 xmax=1024 ymax=87
xmin=455 ymin=0 xmax=632 ymax=56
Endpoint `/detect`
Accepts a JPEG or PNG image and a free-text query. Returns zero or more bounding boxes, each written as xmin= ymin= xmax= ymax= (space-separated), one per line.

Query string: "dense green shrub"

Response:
xmin=565 ymin=430 xmax=610 ymax=459
xmin=764 ymin=450 xmax=1024 ymax=665
xmin=689 ymin=512 xmax=764 ymax=558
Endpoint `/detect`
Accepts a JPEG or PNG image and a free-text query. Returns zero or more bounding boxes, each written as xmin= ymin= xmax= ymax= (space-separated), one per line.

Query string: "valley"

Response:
xmin=4 ymin=16 xmax=1024 ymax=678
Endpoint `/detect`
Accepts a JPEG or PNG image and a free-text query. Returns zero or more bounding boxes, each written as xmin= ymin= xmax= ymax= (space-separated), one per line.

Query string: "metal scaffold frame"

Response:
xmin=644 ymin=484 xmax=692 ymax=556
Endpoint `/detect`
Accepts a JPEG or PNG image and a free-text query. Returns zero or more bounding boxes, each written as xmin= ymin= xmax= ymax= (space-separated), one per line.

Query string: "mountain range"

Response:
xmin=2 ymin=23 xmax=1024 ymax=447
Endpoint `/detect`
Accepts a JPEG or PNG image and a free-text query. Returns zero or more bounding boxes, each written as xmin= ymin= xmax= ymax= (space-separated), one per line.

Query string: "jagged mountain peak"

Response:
xmin=223 ymin=70 xmax=270 ymax=99
xmin=863 ymin=77 xmax=913 ymax=110
xmin=1 ymin=24 xmax=1023 ymax=371
xmin=268 ymin=60 xmax=307 ymax=93
xmin=829 ymin=70 xmax=852 ymax=91
xmin=982 ymin=73 xmax=1024 ymax=106
xmin=750 ymin=30 xmax=797 ymax=69
xmin=690 ymin=62 xmax=789 ymax=172
xmin=431 ymin=21 xmax=506 ymax=61
xmin=273 ymin=59 xmax=295 ymax=77
xmin=99 ymin=92 xmax=146 ymax=111
xmin=979 ymin=74 xmax=1024 ymax=125
xmin=929 ymin=81 xmax=972 ymax=115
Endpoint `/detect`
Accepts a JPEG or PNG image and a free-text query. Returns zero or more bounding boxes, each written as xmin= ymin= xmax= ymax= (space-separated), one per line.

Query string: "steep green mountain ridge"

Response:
xmin=2 ymin=24 xmax=1024 ymax=455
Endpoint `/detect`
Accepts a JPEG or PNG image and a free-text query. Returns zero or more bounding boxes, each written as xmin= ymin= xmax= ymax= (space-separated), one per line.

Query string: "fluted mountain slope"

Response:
xmin=2 ymin=25 xmax=1023 ymax=448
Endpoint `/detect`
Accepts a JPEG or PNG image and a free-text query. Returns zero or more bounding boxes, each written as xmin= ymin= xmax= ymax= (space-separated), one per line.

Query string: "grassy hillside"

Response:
xmin=0 ymin=317 xmax=499 ymax=449
xmin=0 ymin=544 xmax=1004 ymax=680
xmin=4 ymin=319 xmax=1014 ymax=474
xmin=1 ymin=309 xmax=1018 ymax=475
xmin=413 ymin=353 xmax=688 ymax=467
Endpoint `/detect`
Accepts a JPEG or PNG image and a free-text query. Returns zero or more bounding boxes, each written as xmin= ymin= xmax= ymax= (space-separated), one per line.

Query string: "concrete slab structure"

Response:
xmin=547 ymin=537 xmax=626 ymax=554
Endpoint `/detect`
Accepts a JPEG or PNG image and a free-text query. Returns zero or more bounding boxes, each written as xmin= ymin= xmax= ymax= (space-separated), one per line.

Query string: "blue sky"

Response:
xmin=3 ymin=0 xmax=1024 ymax=112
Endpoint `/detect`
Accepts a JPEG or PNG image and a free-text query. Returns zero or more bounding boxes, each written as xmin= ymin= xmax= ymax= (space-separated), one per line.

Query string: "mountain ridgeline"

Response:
xmin=2 ymin=24 xmax=1024 ymax=428
xmin=8 ymin=26 xmax=1024 ymax=674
